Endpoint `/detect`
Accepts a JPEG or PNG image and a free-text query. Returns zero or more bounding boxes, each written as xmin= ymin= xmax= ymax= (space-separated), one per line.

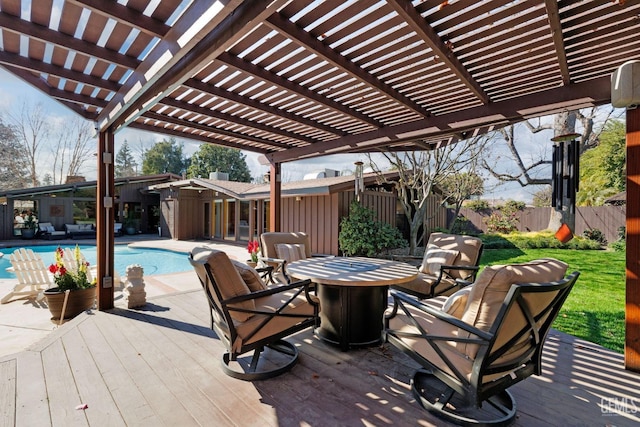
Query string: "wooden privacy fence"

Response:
xmin=449 ymin=206 xmax=626 ymax=244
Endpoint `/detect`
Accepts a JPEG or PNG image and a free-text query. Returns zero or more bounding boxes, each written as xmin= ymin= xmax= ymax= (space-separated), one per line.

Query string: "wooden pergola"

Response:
xmin=1 ymin=0 xmax=639 ymax=369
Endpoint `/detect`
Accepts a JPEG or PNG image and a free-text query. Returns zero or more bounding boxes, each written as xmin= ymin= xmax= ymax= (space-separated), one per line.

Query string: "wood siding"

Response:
xmin=279 ymin=190 xmax=397 ymax=256
xmin=281 ymin=194 xmax=339 ymax=255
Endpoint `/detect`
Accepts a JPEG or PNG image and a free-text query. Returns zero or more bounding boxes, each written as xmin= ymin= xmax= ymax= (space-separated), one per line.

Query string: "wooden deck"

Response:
xmin=2 ymin=290 xmax=639 ymax=426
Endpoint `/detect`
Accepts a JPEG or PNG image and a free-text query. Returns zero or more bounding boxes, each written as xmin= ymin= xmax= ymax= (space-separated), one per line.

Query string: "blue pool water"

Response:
xmin=0 ymin=245 xmax=191 ymax=279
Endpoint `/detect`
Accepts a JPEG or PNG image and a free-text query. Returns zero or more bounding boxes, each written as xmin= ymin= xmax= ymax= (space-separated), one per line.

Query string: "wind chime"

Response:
xmin=551 ymin=133 xmax=580 ymax=243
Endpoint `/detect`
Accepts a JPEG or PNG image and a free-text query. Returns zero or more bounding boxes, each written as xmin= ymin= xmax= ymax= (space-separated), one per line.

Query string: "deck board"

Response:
xmin=3 ymin=289 xmax=640 ymax=426
xmin=15 ymin=351 xmax=49 ymax=427
xmin=0 ymin=358 xmax=16 ymax=427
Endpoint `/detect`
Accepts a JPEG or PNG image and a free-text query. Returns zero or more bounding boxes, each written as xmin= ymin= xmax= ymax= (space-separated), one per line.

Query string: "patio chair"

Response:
xmin=189 ymin=246 xmax=319 ymax=380
xmin=259 ymin=232 xmax=329 ymax=283
xmin=392 ymin=232 xmax=483 ymax=299
xmin=385 ymin=258 xmax=578 ymax=425
xmin=1 ymin=248 xmax=52 ymax=304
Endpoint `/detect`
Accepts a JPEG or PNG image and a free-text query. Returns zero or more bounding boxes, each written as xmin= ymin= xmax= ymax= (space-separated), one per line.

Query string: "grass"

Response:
xmin=479 ymin=248 xmax=626 ymax=353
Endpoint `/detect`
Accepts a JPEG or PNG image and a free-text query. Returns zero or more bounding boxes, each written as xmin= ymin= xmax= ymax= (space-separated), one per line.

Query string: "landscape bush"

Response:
xmin=481 ymin=231 xmax=602 ymax=250
xmin=339 ymin=201 xmax=407 ymax=257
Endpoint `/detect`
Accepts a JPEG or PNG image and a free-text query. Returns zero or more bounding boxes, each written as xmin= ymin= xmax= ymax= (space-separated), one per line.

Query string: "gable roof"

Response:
xmin=148 ymin=172 xmax=393 ymax=199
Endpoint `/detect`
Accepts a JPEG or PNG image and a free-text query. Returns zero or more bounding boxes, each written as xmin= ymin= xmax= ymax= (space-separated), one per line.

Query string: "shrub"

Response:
xmin=610 ymin=240 xmax=626 ymax=252
xmin=483 ymin=211 xmax=520 ymax=233
xmin=450 ymin=215 xmax=470 ymax=234
xmin=583 ymin=228 xmax=607 ymax=246
xmin=483 ymin=200 xmax=525 ymax=233
xmin=466 ymin=200 xmax=490 ymax=212
xmin=339 ymin=201 xmax=407 ymax=257
xmin=481 ymin=231 xmax=602 ymax=250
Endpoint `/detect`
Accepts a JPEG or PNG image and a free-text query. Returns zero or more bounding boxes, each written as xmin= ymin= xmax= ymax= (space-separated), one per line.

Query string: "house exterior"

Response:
xmin=148 ymin=172 xmax=399 ymax=255
xmin=0 ymin=174 xmax=181 ymax=241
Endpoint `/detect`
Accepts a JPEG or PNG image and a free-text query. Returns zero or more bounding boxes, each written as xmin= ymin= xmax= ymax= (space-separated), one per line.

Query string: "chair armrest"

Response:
xmin=223 ymin=278 xmax=314 ymax=304
xmin=259 ymin=256 xmax=286 ymax=264
xmin=387 ymin=290 xmax=492 ymax=342
xmin=439 ymin=264 xmax=480 ymax=282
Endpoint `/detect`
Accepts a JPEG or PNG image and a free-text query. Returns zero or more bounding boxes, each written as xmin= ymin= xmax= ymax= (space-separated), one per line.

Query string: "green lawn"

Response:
xmin=479 ymin=248 xmax=626 ymax=353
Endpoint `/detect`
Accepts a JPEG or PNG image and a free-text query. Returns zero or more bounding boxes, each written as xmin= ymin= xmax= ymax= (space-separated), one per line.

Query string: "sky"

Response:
xmin=0 ymin=67 xmax=621 ymax=203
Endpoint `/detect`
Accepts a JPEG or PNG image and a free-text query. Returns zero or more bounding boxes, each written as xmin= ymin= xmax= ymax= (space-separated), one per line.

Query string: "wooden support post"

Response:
xmin=96 ymin=130 xmax=115 ymax=310
xmin=626 ymin=107 xmax=640 ymax=372
xmin=269 ymin=162 xmax=281 ymax=232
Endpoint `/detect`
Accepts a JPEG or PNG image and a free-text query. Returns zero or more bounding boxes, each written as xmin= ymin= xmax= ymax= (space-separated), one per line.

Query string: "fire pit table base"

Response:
xmin=316 ymin=283 xmax=388 ymax=351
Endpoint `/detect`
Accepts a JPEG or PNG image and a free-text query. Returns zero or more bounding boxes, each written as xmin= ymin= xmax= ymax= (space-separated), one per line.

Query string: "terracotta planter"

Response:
xmin=246 ymin=261 xmax=258 ymax=268
xmin=555 ymin=223 xmax=574 ymax=243
xmin=44 ymin=286 xmax=96 ymax=322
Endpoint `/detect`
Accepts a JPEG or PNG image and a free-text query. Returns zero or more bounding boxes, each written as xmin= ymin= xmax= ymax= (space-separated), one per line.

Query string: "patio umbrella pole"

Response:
xmin=59 ymin=290 xmax=71 ymax=326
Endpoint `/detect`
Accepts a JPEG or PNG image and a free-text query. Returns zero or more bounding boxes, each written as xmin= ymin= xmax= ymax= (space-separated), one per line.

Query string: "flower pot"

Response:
xmin=44 ymin=286 xmax=96 ymax=322
xmin=555 ymin=223 xmax=573 ymax=243
xmin=20 ymin=228 xmax=36 ymax=239
xmin=246 ymin=261 xmax=257 ymax=268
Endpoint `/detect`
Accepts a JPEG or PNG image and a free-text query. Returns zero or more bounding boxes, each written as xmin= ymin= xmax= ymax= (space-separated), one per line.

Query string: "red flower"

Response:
xmin=247 ymin=240 xmax=260 ymax=262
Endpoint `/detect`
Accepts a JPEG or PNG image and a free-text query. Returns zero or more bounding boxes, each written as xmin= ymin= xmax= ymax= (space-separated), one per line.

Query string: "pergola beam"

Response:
xmin=265 ymin=11 xmax=432 ymax=119
xmin=96 ymin=0 xmax=289 ymax=132
xmin=128 ymin=121 xmax=272 ymax=154
xmin=267 ymin=75 xmax=611 ymax=163
xmin=142 ymin=110 xmax=292 ymax=149
xmin=160 ymin=97 xmax=317 ymax=146
xmin=387 ymin=0 xmax=489 ymax=104
xmin=66 ymin=0 xmax=171 ymax=38
xmin=218 ymin=52 xmax=383 ymax=128
xmin=0 ymin=11 xmax=139 ymax=69
xmin=544 ymin=0 xmax=571 ymax=85
xmin=0 ymin=50 xmax=121 ymax=92
xmin=2 ymin=64 xmax=106 ymax=111
xmin=183 ymin=78 xmax=348 ymax=137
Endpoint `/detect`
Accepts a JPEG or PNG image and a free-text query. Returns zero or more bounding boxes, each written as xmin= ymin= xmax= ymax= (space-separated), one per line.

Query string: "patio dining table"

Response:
xmin=287 ymin=257 xmax=417 ymax=350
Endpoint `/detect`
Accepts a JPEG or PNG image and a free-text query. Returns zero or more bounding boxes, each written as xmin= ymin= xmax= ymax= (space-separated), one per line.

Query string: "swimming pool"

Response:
xmin=0 ymin=245 xmax=192 ymax=279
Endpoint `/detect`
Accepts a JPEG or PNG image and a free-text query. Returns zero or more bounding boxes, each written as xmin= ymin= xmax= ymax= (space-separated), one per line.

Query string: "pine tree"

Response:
xmin=115 ymin=140 xmax=138 ymax=178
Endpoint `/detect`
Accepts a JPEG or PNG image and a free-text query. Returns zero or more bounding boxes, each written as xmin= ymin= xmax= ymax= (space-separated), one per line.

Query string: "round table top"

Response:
xmin=287 ymin=256 xmax=418 ymax=287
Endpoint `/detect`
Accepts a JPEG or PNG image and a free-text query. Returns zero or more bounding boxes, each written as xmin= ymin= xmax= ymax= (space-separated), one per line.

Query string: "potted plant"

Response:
xmin=21 ymin=214 xmax=38 ymax=239
xmin=44 ymin=246 xmax=97 ymax=322
xmin=247 ymin=239 xmax=260 ymax=268
xmin=124 ymin=216 xmax=137 ymax=235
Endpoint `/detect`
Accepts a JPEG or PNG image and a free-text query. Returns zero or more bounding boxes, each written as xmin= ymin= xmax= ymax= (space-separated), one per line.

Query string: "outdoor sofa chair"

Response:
xmin=259 ymin=231 xmax=330 ymax=283
xmin=189 ymin=246 xmax=319 ymax=380
xmin=38 ymin=222 xmax=67 ymax=240
xmin=65 ymin=223 xmax=97 ymax=239
xmin=385 ymin=258 xmax=578 ymax=425
xmin=392 ymin=232 xmax=483 ymax=299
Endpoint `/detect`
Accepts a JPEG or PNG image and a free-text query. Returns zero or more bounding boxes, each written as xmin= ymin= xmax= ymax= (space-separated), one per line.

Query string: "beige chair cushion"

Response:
xmin=458 ymin=258 xmax=568 ymax=358
xmin=232 ymin=289 xmax=317 ymax=352
xmin=387 ymin=302 xmax=473 ymax=381
xmin=231 ymin=260 xmax=267 ymax=292
xmin=193 ymin=248 xmax=255 ymax=322
xmin=442 ymin=286 xmax=472 ymax=319
xmin=421 ymin=233 xmax=483 ymax=279
xmin=260 ymin=232 xmax=312 ymax=258
xmin=422 ymin=248 xmax=459 ymax=275
xmin=275 ymin=243 xmax=307 ymax=262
